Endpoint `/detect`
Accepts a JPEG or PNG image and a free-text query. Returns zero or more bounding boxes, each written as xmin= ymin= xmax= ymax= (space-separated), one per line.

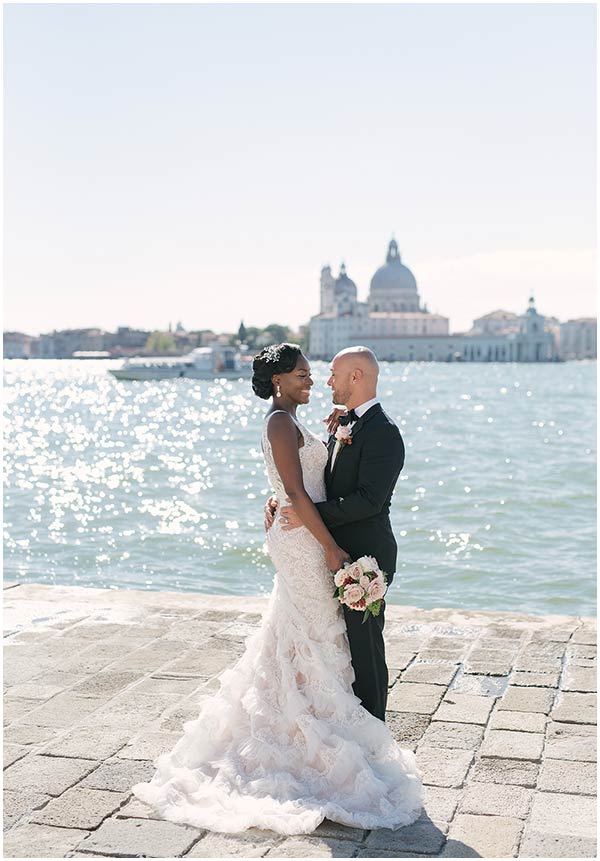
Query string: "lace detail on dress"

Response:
xmin=132 ymin=416 xmax=424 ymax=835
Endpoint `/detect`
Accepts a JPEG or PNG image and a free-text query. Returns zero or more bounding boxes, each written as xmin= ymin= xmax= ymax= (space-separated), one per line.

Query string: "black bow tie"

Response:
xmin=339 ymin=409 xmax=358 ymax=426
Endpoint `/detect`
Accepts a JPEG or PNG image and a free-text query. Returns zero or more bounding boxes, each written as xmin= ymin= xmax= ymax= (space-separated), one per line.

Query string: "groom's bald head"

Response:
xmin=328 ymin=346 xmax=379 ymax=409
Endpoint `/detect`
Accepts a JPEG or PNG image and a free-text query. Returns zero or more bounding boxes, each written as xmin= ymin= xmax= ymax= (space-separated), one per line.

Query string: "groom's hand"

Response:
xmin=264 ymin=495 xmax=278 ymax=531
xmin=279 ymin=499 xmax=303 ymax=531
xmin=323 ymin=407 xmax=348 ymax=436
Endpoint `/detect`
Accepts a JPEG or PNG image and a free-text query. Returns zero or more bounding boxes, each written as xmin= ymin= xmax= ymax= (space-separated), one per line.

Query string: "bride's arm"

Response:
xmin=267 ymin=413 xmax=350 ymax=571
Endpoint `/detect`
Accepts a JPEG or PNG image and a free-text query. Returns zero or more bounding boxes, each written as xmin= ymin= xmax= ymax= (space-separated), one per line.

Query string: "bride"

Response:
xmin=132 ymin=343 xmax=423 ymax=835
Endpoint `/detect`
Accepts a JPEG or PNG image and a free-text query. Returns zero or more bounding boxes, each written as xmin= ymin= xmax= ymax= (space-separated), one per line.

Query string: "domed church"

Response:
xmin=308 ymin=239 xmax=558 ymax=362
xmin=309 ymin=239 xmax=449 ymax=361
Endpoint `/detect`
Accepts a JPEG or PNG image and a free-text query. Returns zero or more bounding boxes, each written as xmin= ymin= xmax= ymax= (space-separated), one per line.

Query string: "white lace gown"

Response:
xmin=132 ymin=419 xmax=424 ymax=835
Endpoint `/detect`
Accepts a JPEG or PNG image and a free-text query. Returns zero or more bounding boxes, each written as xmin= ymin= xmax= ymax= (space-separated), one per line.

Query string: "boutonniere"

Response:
xmin=335 ymin=425 xmax=353 ymax=447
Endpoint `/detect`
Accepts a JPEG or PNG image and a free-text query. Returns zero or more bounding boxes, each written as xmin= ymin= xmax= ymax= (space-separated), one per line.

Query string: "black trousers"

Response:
xmin=343 ymin=601 xmax=388 ymax=721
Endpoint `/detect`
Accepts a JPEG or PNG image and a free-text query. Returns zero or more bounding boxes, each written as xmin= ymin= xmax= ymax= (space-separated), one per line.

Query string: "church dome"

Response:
xmin=335 ymin=263 xmax=357 ymax=297
xmin=370 ymin=239 xmax=418 ymax=294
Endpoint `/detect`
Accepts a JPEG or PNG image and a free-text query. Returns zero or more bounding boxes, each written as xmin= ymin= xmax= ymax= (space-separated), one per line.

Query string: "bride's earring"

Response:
xmin=275 ymin=383 xmax=282 ymax=398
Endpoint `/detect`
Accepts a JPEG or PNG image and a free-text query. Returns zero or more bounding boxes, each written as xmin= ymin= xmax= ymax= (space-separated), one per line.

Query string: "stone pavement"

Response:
xmin=3 ymin=582 xmax=597 ymax=858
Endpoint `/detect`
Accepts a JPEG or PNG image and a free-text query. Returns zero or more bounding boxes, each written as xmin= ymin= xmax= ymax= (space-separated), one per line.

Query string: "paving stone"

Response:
xmin=79 ymin=757 xmax=156 ymax=791
xmin=385 ymin=712 xmax=430 ymax=750
xmin=565 ymin=643 xmax=597 ymax=667
xmin=186 ymin=830 xmax=284 ymax=857
xmin=385 ymin=651 xmax=416 ymax=672
xmin=561 ymin=666 xmax=596 ymax=692
xmin=461 ymin=660 xmax=512 ymax=676
xmin=115 ymin=731 xmax=180 ymax=760
xmin=519 ymin=641 xmax=566 ymax=662
xmin=19 ymin=692 xmax=105 ymax=728
xmin=313 ymin=820 xmax=366 ymax=841
xmin=90 ymin=691 xmax=178 ymax=727
xmin=30 ymin=787 xmax=130 ymax=829
xmin=416 ymin=649 xmax=463 ymax=664
xmin=420 ymin=721 xmax=484 ymax=750
xmin=3 ymin=753 xmax=98 ymax=796
xmin=41 ymin=726 xmax=132 ymax=760
xmin=488 ymin=709 xmax=547 ymax=734
xmin=161 ymin=640 xmax=243 ymax=679
xmin=511 ymin=670 xmax=560 ymax=688
xmin=3 ymin=697 xmax=40 ymax=724
xmin=571 ymin=626 xmax=597 ymax=645
xmin=401 ymin=662 xmax=458 ymax=686
xmin=528 ymin=791 xmax=597 ymax=839
xmin=108 ymin=639 xmax=197 ymax=673
xmin=69 ymin=670 xmax=142 ymax=699
xmin=537 ymin=758 xmax=596 ymax=794
xmin=458 ymin=782 xmax=533 ymax=818
xmin=469 ymin=757 xmax=539 ymax=787
xmin=387 ymin=682 xmax=445 ymax=715
xmin=513 ymin=656 xmax=562 ymax=673
xmin=479 ymin=728 xmax=544 ymax=761
xmin=465 ymin=648 xmax=515 ymax=670
xmin=129 ymin=675 xmax=201 ymax=696
xmin=551 ymin=691 xmax=596 ymax=724
xmin=433 ymin=693 xmax=494 ymax=725
xmin=497 ymin=686 xmax=554 ymax=714
xmin=3 ymin=823 xmax=89 ymax=857
xmin=3 ymin=723 xmax=58 ymax=746
xmin=529 ymin=626 xmax=579 ymax=643
xmin=3 ymin=789 xmax=51 ymax=829
xmin=7 ymin=682 xmax=68 ymax=700
xmin=519 ymin=830 xmax=597 ymax=858
xmin=4 ymin=742 xmax=29 ymax=768
xmin=76 ymin=816 xmax=201 ymax=857
xmin=449 ymin=673 xmax=508 ymax=696
xmin=158 ymin=698 xmax=204 ymax=732
xmin=266 ymin=837 xmax=361 ymax=857
xmin=415 ymin=746 xmax=473 ymax=787
xmin=115 ymin=796 xmax=163 ymax=820
xmin=421 ymin=786 xmax=461 ymax=822
xmin=544 ymin=720 xmax=596 ymax=761
xmin=477 ymin=636 xmax=524 ymax=651
xmin=363 ymin=815 xmax=448 ymax=854
xmin=441 ymin=813 xmax=522 ymax=857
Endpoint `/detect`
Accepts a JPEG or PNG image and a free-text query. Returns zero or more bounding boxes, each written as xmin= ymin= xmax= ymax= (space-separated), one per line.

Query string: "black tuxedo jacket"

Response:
xmin=315 ymin=403 xmax=404 ymax=582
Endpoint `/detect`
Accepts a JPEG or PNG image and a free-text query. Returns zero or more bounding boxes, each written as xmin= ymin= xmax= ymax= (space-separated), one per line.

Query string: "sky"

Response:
xmin=3 ymin=3 xmax=596 ymax=337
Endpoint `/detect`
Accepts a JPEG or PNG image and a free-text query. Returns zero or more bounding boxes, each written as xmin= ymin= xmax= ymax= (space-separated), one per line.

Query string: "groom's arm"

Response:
xmin=315 ymin=424 xmax=405 ymax=528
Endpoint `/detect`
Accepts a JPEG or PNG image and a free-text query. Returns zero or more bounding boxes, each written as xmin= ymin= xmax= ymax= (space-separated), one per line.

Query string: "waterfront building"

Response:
xmin=3 ymin=331 xmax=35 ymax=358
xmin=559 ymin=318 xmax=597 ymax=359
xmin=309 ymin=240 xmax=559 ymax=362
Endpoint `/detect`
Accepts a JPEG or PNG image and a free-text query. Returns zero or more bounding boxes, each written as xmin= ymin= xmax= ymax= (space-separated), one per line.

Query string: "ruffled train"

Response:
xmin=132 ymin=577 xmax=424 ymax=835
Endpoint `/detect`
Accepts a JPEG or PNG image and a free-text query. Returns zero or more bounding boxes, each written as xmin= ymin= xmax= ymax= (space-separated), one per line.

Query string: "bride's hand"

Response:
xmin=323 ymin=407 xmax=348 ymax=436
xmin=264 ymin=495 xmax=278 ymax=532
xmin=325 ymin=543 xmax=352 ymax=573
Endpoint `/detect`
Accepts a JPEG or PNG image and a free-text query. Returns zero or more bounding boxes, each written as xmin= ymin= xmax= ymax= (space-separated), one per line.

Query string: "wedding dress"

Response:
xmin=132 ymin=417 xmax=424 ymax=835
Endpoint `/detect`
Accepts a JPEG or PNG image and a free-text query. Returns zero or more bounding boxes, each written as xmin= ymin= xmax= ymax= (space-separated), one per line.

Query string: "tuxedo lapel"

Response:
xmin=347 ymin=402 xmax=383 ymax=441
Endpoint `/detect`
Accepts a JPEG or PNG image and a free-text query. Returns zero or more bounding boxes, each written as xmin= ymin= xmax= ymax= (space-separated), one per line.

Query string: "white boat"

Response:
xmin=109 ymin=346 xmax=252 ymax=381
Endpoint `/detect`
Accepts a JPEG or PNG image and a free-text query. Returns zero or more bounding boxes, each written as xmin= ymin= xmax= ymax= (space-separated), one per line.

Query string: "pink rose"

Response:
xmin=359 ymin=574 xmax=371 ymax=590
xmin=367 ymin=578 xmax=386 ymax=602
xmin=343 ymin=583 xmax=365 ymax=606
xmin=334 ymin=568 xmax=347 ymax=587
xmin=358 ymin=555 xmax=380 ymax=574
xmin=344 ymin=562 xmax=364 ymax=582
xmin=335 ymin=425 xmax=352 ymax=442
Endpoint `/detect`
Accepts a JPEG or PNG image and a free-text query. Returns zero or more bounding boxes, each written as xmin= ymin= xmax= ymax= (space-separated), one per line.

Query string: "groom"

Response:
xmin=267 ymin=346 xmax=405 ymax=722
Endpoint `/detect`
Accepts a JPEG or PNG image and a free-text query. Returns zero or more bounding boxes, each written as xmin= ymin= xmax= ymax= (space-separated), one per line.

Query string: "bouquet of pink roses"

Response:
xmin=333 ymin=556 xmax=388 ymax=623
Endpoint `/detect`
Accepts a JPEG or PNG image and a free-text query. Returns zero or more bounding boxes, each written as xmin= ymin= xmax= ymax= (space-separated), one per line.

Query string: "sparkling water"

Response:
xmin=3 ymin=359 xmax=596 ymax=616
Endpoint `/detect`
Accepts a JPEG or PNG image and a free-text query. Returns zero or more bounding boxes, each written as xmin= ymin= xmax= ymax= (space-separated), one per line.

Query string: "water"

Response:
xmin=3 ymin=359 xmax=596 ymax=617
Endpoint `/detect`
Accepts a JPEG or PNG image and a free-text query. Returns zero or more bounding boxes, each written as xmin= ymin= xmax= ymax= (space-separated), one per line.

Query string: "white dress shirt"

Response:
xmin=330 ymin=398 xmax=380 ymax=469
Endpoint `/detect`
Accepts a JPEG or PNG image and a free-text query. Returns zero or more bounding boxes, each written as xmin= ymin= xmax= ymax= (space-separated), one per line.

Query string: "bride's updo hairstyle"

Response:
xmin=252 ymin=343 xmax=303 ymax=399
